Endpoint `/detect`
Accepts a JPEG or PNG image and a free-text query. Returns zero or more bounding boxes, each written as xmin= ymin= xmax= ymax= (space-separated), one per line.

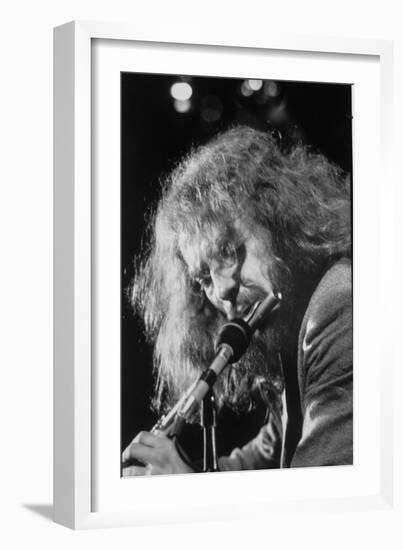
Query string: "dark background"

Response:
xmin=121 ymin=73 xmax=352 ymax=463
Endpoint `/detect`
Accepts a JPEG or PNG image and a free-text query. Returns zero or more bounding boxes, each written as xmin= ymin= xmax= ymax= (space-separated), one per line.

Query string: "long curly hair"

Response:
xmin=132 ymin=126 xmax=351 ymax=413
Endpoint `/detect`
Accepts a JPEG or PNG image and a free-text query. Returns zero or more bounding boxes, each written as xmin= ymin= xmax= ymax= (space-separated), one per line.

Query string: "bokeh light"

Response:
xmin=201 ymin=95 xmax=223 ymax=123
xmin=240 ymin=81 xmax=254 ymax=97
xmin=170 ymin=82 xmax=193 ymax=101
xmin=247 ymin=79 xmax=263 ymax=91
xmin=266 ymin=100 xmax=288 ymax=125
xmin=173 ymin=99 xmax=192 ymax=113
xmin=264 ymin=80 xmax=280 ymax=97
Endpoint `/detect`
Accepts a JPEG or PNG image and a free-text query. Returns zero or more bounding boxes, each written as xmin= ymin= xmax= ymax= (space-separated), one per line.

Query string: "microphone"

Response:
xmin=176 ymin=291 xmax=281 ymax=423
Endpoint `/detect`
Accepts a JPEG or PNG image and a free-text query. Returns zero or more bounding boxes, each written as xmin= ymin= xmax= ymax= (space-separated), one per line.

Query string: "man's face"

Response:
xmin=180 ymin=224 xmax=277 ymax=321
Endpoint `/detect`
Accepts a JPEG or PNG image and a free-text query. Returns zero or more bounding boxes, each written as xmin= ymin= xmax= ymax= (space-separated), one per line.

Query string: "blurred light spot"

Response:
xmin=170 ymin=82 xmax=193 ymax=101
xmin=202 ymin=108 xmax=220 ymax=122
xmin=201 ymin=95 xmax=223 ymax=123
xmin=266 ymin=100 xmax=288 ymax=124
xmin=264 ymin=80 xmax=280 ymax=97
xmin=248 ymin=79 xmax=263 ymax=91
xmin=240 ymin=81 xmax=254 ymax=97
xmin=174 ymin=99 xmax=191 ymax=113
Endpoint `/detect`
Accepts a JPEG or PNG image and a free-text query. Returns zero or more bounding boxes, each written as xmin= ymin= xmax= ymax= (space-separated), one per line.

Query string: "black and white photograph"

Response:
xmin=120 ymin=73 xmax=353 ymax=476
xmin=3 ymin=0 xmax=398 ymax=544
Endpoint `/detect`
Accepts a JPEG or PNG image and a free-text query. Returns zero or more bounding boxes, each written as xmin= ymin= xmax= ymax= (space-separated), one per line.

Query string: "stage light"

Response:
xmin=264 ymin=80 xmax=280 ymax=97
xmin=240 ymin=81 xmax=254 ymax=97
xmin=170 ymin=82 xmax=193 ymax=101
xmin=266 ymin=100 xmax=287 ymax=124
xmin=247 ymin=79 xmax=263 ymax=91
xmin=173 ymin=99 xmax=191 ymax=113
xmin=201 ymin=95 xmax=223 ymax=123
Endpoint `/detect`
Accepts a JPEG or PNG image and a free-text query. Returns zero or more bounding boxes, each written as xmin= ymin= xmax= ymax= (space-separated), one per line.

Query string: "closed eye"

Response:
xmin=218 ymin=242 xmax=237 ymax=266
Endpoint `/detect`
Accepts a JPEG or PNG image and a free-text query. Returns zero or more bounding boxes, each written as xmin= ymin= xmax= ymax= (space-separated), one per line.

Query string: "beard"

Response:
xmin=154 ymin=303 xmax=288 ymax=419
xmin=153 ymin=254 xmax=298 ymax=417
xmin=213 ymin=309 xmax=286 ymax=413
xmin=212 ymin=258 xmax=298 ymax=412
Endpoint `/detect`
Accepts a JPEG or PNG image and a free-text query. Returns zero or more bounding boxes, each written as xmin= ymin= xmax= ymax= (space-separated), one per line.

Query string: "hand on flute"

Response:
xmin=122 ymin=431 xmax=194 ymax=476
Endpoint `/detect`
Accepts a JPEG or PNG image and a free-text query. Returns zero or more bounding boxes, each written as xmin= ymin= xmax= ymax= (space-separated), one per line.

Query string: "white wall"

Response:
xmin=0 ymin=1 xmax=401 ymax=548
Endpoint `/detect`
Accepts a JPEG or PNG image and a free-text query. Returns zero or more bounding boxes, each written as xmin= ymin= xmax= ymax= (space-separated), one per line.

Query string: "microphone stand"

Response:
xmin=200 ymin=390 xmax=218 ymax=472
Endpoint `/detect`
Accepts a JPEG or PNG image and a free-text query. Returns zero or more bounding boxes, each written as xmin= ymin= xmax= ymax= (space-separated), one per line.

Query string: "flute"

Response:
xmin=152 ymin=290 xmax=282 ymax=437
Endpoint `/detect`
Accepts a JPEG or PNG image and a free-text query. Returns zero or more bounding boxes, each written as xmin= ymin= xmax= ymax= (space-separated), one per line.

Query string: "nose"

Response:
xmin=210 ymin=268 xmax=239 ymax=309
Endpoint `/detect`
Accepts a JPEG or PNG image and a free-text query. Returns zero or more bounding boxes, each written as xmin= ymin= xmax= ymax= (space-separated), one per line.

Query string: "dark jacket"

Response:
xmin=219 ymin=259 xmax=353 ymax=470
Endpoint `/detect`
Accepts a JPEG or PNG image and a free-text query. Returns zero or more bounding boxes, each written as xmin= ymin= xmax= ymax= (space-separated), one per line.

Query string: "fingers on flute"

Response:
xmin=124 ymin=433 xmax=171 ymax=466
xmin=134 ymin=430 xmax=166 ymax=446
xmin=127 ymin=442 xmax=161 ymax=465
xmin=122 ymin=431 xmax=169 ymax=463
xmin=122 ymin=465 xmax=148 ymax=477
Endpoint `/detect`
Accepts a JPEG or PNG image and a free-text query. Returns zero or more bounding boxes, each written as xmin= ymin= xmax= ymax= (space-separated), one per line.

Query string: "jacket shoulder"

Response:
xmin=297 ymin=259 xmax=353 ymax=400
xmin=307 ymin=259 xmax=352 ymax=319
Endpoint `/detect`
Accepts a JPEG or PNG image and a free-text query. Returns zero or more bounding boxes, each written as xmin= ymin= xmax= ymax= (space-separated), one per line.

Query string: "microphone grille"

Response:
xmin=214 ymin=319 xmax=253 ymax=363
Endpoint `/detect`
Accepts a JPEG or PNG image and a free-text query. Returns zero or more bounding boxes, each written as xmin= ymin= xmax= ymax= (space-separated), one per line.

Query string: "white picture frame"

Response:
xmin=54 ymin=20 xmax=395 ymax=529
